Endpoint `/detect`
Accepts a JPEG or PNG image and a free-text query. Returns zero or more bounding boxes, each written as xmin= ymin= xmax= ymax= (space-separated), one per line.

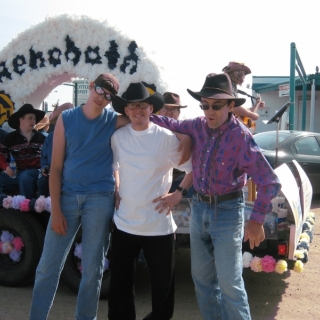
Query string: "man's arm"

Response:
xmin=153 ymin=171 xmax=193 ymax=215
xmin=49 ymin=115 xmax=67 ymax=235
xmin=173 ymin=132 xmax=192 ymax=165
xmin=115 ymin=114 xmax=130 ymax=130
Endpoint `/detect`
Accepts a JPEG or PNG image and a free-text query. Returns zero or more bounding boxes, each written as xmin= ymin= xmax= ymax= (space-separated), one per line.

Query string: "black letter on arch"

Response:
xmin=13 ymin=55 xmax=27 ymax=75
xmin=120 ymin=41 xmax=139 ymax=74
xmin=29 ymin=47 xmax=46 ymax=69
xmin=0 ymin=62 xmax=12 ymax=82
xmin=65 ymin=35 xmax=81 ymax=66
xmin=104 ymin=40 xmax=120 ymax=70
xmin=85 ymin=46 xmax=102 ymax=65
xmin=48 ymin=47 xmax=62 ymax=67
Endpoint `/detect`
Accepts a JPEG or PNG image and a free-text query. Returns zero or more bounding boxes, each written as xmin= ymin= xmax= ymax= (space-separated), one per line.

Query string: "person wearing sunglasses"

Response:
xmin=150 ymin=73 xmax=281 ymax=320
xmin=30 ymin=73 xmax=130 ymax=320
xmin=108 ymin=82 xmax=193 ymax=320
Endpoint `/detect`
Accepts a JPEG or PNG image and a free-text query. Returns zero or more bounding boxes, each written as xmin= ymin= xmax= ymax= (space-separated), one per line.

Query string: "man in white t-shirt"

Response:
xmin=109 ymin=82 xmax=193 ymax=320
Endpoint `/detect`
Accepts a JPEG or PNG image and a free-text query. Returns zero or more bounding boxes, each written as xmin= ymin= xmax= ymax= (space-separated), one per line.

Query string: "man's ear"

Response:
xmin=89 ymin=81 xmax=94 ymax=90
xmin=124 ymin=106 xmax=129 ymax=116
xmin=228 ymin=100 xmax=235 ymax=112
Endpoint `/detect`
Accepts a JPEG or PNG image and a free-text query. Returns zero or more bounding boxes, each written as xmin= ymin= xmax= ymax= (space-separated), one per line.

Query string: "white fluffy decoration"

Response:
xmin=0 ymin=14 xmax=167 ymax=109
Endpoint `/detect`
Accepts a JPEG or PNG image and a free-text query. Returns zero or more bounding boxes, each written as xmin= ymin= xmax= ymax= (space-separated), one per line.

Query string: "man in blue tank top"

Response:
xmin=30 ymin=73 xmax=130 ymax=320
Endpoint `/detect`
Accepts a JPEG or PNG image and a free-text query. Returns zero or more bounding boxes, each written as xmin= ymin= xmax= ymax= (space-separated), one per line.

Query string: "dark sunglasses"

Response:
xmin=94 ymin=84 xmax=113 ymax=101
xmin=199 ymin=103 xmax=227 ymax=111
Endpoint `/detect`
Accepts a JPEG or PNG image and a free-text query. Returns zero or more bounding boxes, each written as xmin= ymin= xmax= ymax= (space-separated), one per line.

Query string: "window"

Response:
xmin=295 ymin=136 xmax=320 ymax=156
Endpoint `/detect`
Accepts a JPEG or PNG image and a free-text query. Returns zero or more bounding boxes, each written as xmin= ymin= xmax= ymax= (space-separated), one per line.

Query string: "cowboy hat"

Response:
xmin=222 ymin=61 xmax=251 ymax=75
xmin=8 ymin=104 xmax=45 ymax=129
xmin=49 ymin=102 xmax=74 ymax=124
xmin=163 ymin=92 xmax=187 ymax=108
xmin=187 ymin=73 xmax=246 ymax=107
xmin=112 ymin=82 xmax=164 ymax=115
xmin=35 ymin=115 xmax=50 ymax=130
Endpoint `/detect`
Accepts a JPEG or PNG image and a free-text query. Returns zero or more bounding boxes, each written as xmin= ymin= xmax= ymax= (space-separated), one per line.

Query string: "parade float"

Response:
xmin=0 ymin=14 xmax=315 ymax=299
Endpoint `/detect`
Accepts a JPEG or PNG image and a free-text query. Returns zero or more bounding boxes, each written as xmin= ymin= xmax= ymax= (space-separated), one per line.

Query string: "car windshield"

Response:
xmin=254 ymin=132 xmax=292 ymax=150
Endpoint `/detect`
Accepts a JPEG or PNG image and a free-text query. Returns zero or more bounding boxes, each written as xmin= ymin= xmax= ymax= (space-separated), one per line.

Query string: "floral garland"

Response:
xmin=243 ymin=212 xmax=315 ymax=274
xmin=2 ymin=195 xmax=51 ymax=213
xmin=0 ymin=230 xmax=24 ymax=262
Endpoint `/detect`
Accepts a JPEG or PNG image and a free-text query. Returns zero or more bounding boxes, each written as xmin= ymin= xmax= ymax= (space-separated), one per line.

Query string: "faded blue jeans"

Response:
xmin=190 ymin=194 xmax=251 ymax=320
xmin=29 ymin=192 xmax=115 ymax=320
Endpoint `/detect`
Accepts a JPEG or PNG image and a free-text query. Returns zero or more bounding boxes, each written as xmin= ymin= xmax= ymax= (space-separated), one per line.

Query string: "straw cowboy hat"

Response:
xmin=35 ymin=115 xmax=50 ymax=130
xmin=222 ymin=61 xmax=251 ymax=75
xmin=187 ymin=73 xmax=246 ymax=107
xmin=112 ymin=82 xmax=164 ymax=115
xmin=8 ymin=104 xmax=45 ymax=129
xmin=49 ymin=102 xmax=74 ymax=124
xmin=163 ymin=92 xmax=187 ymax=108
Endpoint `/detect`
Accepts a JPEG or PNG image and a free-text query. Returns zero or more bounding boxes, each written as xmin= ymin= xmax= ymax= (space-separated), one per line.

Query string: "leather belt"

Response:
xmin=196 ymin=190 xmax=243 ymax=204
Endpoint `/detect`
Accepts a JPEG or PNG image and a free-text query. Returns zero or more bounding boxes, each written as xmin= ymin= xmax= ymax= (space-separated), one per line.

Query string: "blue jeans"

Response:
xmin=0 ymin=168 xmax=40 ymax=200
xmin=190 ymin=194 xmax=251 ymax=320
xmin=29 ymin=192 xmax=115 ymax=320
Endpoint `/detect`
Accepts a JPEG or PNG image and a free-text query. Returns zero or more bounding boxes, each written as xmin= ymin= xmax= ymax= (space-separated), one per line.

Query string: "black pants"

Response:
xmin=108 ymin=227 xmax=175 ymax=320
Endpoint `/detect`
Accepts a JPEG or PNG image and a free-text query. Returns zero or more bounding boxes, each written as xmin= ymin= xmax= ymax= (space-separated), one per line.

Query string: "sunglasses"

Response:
xmin=127 ymin=102 xmax=150 ymax=110
xmin=94 ymin=84 xmax=113 ymax=101
xmin=161 ymin=107 xmax=180 ymax=113
xmin=199 ymin=103 xmax=228 ymax=111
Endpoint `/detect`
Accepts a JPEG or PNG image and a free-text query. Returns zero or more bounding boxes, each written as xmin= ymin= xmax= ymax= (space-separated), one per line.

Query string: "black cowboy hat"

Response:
xmin=163 ymin=92 xmax=187 ymax=108
xmin=112 ymin=82 xmax=164 ymax=115
xmin=187 ymin=73 xmax=246 ymax=107
xmin=8 ymin=104 xmax=45 ymax=129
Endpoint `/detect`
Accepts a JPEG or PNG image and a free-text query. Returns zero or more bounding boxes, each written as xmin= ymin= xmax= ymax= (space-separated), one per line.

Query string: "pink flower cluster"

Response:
xmin=0 ymin=230 xmax=25 ymax=262
xmin=2 ymin=195 xmax=51 ymax=213
xmin=243 ymin=252 xmax=288 ymax=274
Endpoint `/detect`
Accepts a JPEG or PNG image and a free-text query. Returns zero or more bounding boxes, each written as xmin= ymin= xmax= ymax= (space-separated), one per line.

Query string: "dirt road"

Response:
xmin=0 ymin=198 xmax=319 ymax=320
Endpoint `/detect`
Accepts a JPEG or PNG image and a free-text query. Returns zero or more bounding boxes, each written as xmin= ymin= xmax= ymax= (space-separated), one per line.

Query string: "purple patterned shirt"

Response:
xmin=150 ymin=114 xmax=281 ymax=224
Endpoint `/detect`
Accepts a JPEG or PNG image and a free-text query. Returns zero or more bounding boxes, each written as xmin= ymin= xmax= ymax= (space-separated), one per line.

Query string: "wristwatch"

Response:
xmin=176 ymin=186 xmax=187 ymax=197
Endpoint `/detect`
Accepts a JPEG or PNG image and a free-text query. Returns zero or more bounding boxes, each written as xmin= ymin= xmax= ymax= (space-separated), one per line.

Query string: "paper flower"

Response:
xmin=2 ymin=196 xmax=13 ymax=209
xmin=9 ymin=250 xmax=22 ymax=262
xmin=274 ymin=260 xmax=288 ymax=274
xmin=20 ymin=199 xmax=31 ymax=212
xmin=261 ymin=255 xmax=276 ymax=273
xmin=250 ymin=256 xmax=263 ymax=272
xmin=293 ymin=260 xmax=304 ymax=273
xmin=242 ymin=252 xmax=253 ymax=268
xmin=12 ymin=195 xmax=26 ymax=210
xmin=12 ymin=236 xmax=24 ymax=251
xmin=74 ymin=242 xmax=82 ymax=259
xmin=0 ymin=231 xmax=25 ymax=262
xmin=35 ymin=196 xmax=46 ymax=213
xmin=1 ymin=241 xmax=14 ymax=254
xmin=294 ymin=250 xmax=305 ymax=259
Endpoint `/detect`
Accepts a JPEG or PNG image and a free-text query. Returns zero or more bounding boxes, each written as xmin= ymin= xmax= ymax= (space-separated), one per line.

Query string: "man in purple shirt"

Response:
xmin=151 ymin=73 xmax=281 ymax=320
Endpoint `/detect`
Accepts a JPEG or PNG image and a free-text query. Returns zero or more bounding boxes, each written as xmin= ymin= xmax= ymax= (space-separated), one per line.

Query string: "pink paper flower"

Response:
xmin=35 ymin=196 xmax=46 ymax=213
xmin=12 ymin=237 xmax=24 ymax=251
xmin=2 ymin=196 xmax=13 ymax=209
xmin=20 ymin=199 xmax=31 ymax=212
xmin=250 ymin=256 xmax=262 ymax=272
xmin=261 ymin=255 xmax=276 ymax=273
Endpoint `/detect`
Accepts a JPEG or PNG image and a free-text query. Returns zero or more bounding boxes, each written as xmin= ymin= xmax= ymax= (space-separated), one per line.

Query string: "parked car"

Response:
xmin=253 ymin=130 xmax=320 ymax=194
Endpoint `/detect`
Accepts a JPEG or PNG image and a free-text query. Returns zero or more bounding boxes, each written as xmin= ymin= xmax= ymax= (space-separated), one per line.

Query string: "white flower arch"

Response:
xmin=0 ymin=14 xmax=167 ymax=125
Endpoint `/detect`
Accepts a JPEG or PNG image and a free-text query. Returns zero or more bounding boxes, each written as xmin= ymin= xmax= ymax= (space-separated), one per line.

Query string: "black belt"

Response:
xmin=196 ymin=190 xmax=243 ymax=204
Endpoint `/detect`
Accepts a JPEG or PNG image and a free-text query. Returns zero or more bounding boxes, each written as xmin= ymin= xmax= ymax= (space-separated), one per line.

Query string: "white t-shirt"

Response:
xmin=111 ymin=123 xmax=192 ymax=236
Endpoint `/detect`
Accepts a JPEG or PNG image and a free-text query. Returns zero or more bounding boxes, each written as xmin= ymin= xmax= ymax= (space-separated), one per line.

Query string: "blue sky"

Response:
xmin=1 ymin=0 xmax=319 ymax=118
